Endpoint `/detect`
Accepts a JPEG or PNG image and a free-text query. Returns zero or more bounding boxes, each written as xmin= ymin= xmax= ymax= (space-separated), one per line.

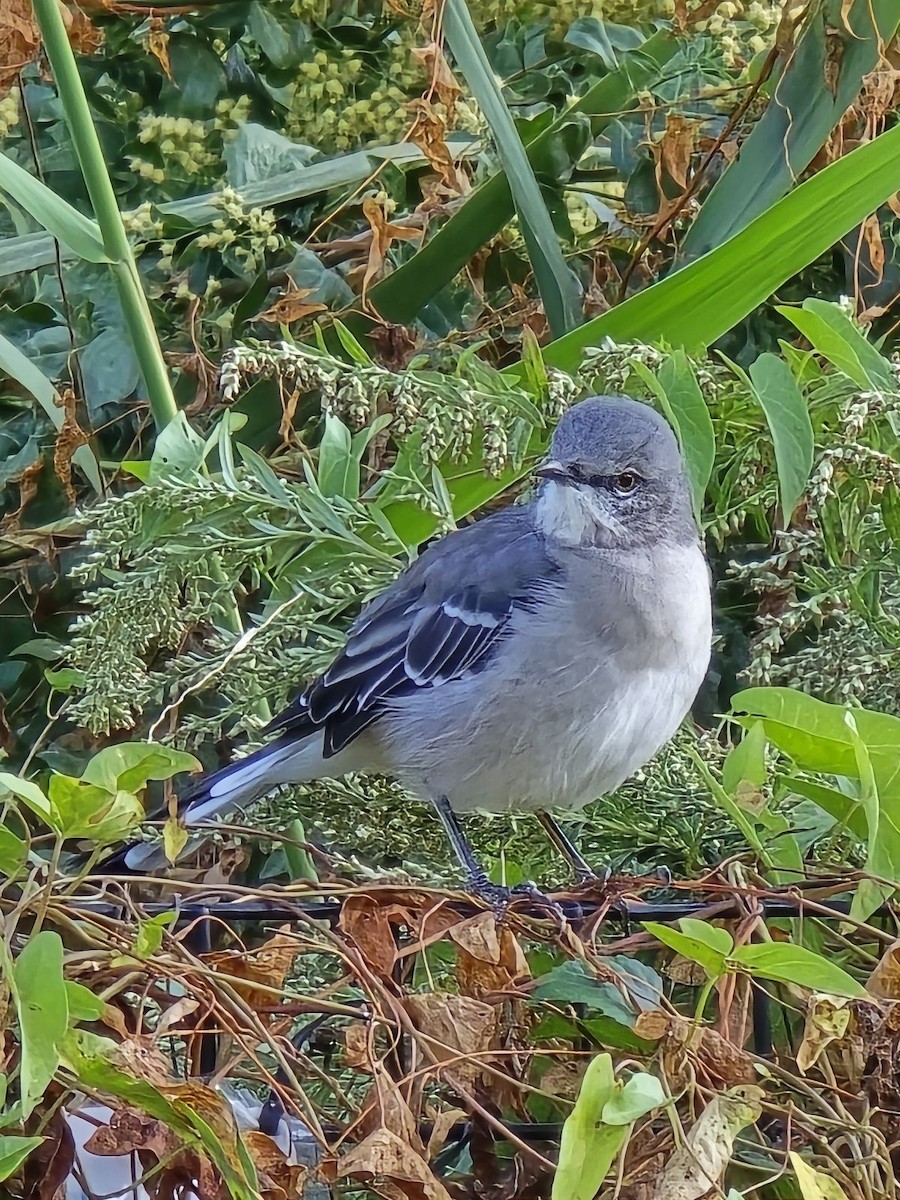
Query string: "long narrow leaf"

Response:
xmin=537 ymin=120 xmax=900 ymax=371
xmin=0 ymin=329 xmax=103 ymax=493
xmin=680 ymin=0 xmax=900 ymax=260
xmin=443 ymin=0 xmax=583 ymax=337
xmin=0 ymin=152 xmax=108 ymax=264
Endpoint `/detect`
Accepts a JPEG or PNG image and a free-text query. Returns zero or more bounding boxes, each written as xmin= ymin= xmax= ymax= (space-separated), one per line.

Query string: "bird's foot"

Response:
xmin=467 ymin=875 xmax=582 ymax=921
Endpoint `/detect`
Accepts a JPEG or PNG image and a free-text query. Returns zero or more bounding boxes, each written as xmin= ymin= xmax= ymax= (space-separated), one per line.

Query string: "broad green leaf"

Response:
xmin=0 ymin=139 xmax=478 ymax=279
xmin=680 ymin=0 xmax=900 ymax=260
xmin=150 ymin=411 xmax=205 ymax=482
xmin=0 ymin=152 xmax=108 ymax=263
xmin=656 ymin=351 xmax=715 ymax=519
xmin=552 ymin=1054 xmax=627 ymax=1200
xmin=0 ymin=329 xmax=102 ymax=493
xmin=0 ymin=773 xmax=52 ymax=820
xmin=642 ymin=919 xmax=731 ymax=979
xmin=777 ymin=299 xmax=895 ymax=393
xmin=132 ymin=911 xmax=178 ymax=959
xmin=366 ymin=31 xmax=678 ymax=328
xmin=789 ymin=1150 xmax=851 ymax=1200
xmin=749 ymin=353 xmax=814 ymax=527
xmin=81 ymin=744 xmax=199 ymax=795
xmin=0 ymin=822 xmax=26 ymax=879
xmin=843 ymin=711 xmax=900 ymax=922
xmin=316 ymin=414 xmax=354 ymax=500
xmin=732 ymin=941 xmax=866 ymax=998
xmin=65 ymin=981 xmax=106 ymax=1023
xmin=443 ymin=0 xmax=582 ymax=338
xmin=734 ymin=687 xmax=900 ymax=797
xmin=0 ymin=1137 xmax=43 ymax=1182
xmin=723 ymin=721 xmax=768 ymax=799
xmin=47 ymin=775 xmax=144 ymax=844
xmin=532 ymin=961 xmax=636 ymax=1026
xmin=12 ymin=932 xmax=69 ymax=1118
xmin=601 ymin=1071 xmax=667 ymax=1125
xmin=537 ymin=121 xmax=900 ymax=369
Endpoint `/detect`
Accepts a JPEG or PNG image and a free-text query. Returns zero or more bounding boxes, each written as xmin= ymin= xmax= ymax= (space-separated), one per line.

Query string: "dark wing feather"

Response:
xmin=263 ymin=508 xmax=559 ymax=756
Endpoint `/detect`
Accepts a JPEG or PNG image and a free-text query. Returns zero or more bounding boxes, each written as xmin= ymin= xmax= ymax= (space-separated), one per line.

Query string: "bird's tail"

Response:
xmin=120 ymin=733 xmax=329 ymax=872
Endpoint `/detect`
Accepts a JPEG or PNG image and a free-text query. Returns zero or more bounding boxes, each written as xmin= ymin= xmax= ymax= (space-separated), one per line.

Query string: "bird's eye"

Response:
xmin=612 ymin=471 xmax=640 ymax=495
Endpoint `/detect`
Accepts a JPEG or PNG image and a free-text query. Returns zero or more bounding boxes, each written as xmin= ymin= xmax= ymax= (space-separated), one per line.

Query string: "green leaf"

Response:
xmin=642 ymin=919 xmax=731 ymax=980
xmin=0 ymin=152 xmax=108 ymax=263
xmin=0 ymin=773 xmax=52 ymax=820
xmin=150 ymin=410 xmax=205 ymax=482
xmin=601 ymin=1072 xmax=667 ymax=1125
xmin=776 ymin=299 xmax=895 ymax=393
xmin=680 ymin=0 xmax=900 ymax=260
xmin=731 ymin=941 xmax=866 ymax=998
xmin=0 ymin=827 xmax=26 ymax=880
xmin=0 ymin=329 xmax=102 ymax=493
xmin=443 ymin=0 xmax=582 ymax=338
xmin=81 ymin=744 xmax=199 ymax=795
xmin=536 ymin=121 xmax=900 ymax=369
xmin=132 ymin=911 xmax=178 ymax=959
xmin=532 ymin=961 xmax=636 ymax=1026
xmin=11 ymin=932 xmax=69 ymax=1118
xmin=749 ymin=353 xmax=814 ymax=527
xmin=65 ymin=981 xmax=106 ymax=1023
xmin=656 ymin=351 xmax=715 ymax=519
xmin=0 ymin=1137 xmax=43 ymax=1182
xmin=723 ymin=720 xmax=768 ymax=798
xmin=789 ymin=1150 xmax=852 ymax=1200
xmin=552 ymin=1054 xmax=627 ymax=1200
xmin=47 ymin=775 xmax=143 ymax=844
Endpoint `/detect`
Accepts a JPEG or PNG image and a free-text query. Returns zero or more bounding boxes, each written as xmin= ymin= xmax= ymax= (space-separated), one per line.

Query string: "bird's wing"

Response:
xmin=265 ymin=507 xmax=560 ymax=756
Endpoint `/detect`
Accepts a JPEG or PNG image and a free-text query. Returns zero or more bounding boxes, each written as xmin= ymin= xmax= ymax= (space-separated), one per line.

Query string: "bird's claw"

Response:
xmin=468 ymin=876 xmax=582 ymax=921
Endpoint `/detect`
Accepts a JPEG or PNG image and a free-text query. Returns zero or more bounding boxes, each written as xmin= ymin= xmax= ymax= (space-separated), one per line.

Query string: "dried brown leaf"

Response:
xmin=425 ymin=1107 xmax=465 ymax=1159
xmin=540 ymin=1058 xmax=587 ymax=1101
xmin=648 ymin=1086 xmax=764 ymax=1200
xmin=257 ymin=286 xmax=327 ymax=325
xmin=244 ymin=1130 xmax=309 ymax=1200
xmin=0 ymin=0 xmax=40 ymax=89
xmin=337 ymin=1127 xmax=453 ymax=1200
xmin=361 ymin=196 xmax=422 ymax=301
xmin=452 ymin=914 xmax=529 ymax=998
xmin=659 ymin=114 xmax=694 ymax=190
xmin=147 ymin=17 xmax=172 ymax=78
xmin=405 ymin=992 xmax=496 ymax=1088
xmin=340 ymin=893 xmax=399 ymax=977
xmin=860 ymin=212 xmax=885 ymax=283
xmin=408 ymin=99 xmax=468 ymax=195
xmin=204 ymin=926 xmax=299 ymax=1008
xmin=343 ymin=1020 xmax=373 ymax=1070
xmin=411 ymin=41 xmax=461 ymax=113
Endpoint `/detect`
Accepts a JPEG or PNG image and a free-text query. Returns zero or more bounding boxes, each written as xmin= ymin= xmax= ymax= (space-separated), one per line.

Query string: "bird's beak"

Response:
xmin=535 ymin=459 xmax=569 ymax=483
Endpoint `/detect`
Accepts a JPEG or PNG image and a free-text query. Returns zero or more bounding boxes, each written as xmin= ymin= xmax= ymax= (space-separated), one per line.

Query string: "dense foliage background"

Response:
xmin=2 ymin=0 xmax=900 ymax=1197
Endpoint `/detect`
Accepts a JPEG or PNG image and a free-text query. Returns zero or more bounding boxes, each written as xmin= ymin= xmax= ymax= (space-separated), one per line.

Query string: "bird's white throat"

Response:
xmin=535 ymin=480 xmax=623 ymax=546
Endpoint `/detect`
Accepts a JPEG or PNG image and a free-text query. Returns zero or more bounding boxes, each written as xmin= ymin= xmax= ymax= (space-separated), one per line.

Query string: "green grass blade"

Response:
xmin=368 ymin=31 xmax=679 ymax=326
xmin=0 ymin=328 xmax=103 ymax=493
xmin=680 ymin=0 xmax=900 ymax=261
xmin=443 ymin=0 xmax=583 ymax=338
xmin=538 ymin=120 xmax=900 ymax=370
xmin=0 ymin=152 xmax=108 ymax=263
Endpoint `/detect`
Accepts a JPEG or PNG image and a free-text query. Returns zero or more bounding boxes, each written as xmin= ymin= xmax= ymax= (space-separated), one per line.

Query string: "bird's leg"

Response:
xmin=430 ymin=794 xmax=506 ymax=903
xmin=431 ymin=795 xmax=574 ymax=917
xmin=536 ymin=812 xmax=610 ymax=884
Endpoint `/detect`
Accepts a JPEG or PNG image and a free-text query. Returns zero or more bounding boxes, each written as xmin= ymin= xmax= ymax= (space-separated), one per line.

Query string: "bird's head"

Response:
xmin=534 ymin=396 xmax=696 ymax=548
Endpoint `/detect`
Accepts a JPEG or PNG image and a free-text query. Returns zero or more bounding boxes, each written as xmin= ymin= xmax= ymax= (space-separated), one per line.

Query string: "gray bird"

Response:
xmin=123 ymin=396 xmax=712 ymax=899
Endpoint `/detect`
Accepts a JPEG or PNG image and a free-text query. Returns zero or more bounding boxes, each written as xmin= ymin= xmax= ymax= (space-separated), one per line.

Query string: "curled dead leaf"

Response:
xmin=405 ymin=992 xmax=496 ymax=1089
xmin=797 ymin=994 xmax=852 ymax=1074
xmin=204 ymin=926 xmax=299 ymax=1009
xmin=361 ymin=196 xmax=423 ymax=300
xmin=257 ymin=286 xmax=327 ymax=325
xmin=343 ymin=1021 xmax=373 ymax=1071
xmin=339 ymin=893 xmax=398 ymax=978
xmin=866 ymin=940 xmax=900 ymax=998
xmin=337 ymin=1127 xmax=452 ymax=1200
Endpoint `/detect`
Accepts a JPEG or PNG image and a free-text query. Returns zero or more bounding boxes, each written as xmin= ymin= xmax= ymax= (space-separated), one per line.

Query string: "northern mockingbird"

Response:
xmin=123 ymin=396 xmax=712 ymax=901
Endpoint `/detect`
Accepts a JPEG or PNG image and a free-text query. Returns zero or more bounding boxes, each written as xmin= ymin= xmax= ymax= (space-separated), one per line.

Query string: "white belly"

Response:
xmin=373 ymin=542 xmax=711 ymax=814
